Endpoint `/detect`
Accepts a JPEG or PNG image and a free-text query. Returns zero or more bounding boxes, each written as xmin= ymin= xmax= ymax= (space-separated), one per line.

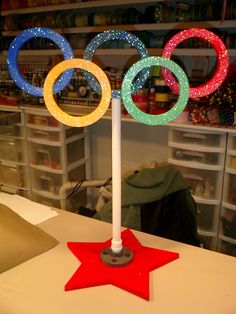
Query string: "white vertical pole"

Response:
xmin=111 ymin=98 xmax=122 ymax=253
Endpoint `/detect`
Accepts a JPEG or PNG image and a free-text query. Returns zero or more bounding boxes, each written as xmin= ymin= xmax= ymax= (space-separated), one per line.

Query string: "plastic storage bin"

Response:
xmin=227 ymin=134 xmax=236 ymax=150
xmin=169 ymin=128 xmax=225 ymax=148
xmin=197 ymin=203 xmax=220 ymax=233
xmin=217 ymin=237 xmax=236 ymax=257
xmin=0 ymin=138 xmax=26 ymax=163
xmin=30 ymin=143 xmax=61 ymax=170
xmin=0 ymin=184 xmax=31 ymax=199
xmin=31 ymin=163 xmax=86 ymax=196
xmin=223 ymin=172 xmax=236 ymax=205
xmin=172 ymin=165 xmax=221 ymax=200
xmin=26 ymin=113 xmax=59 ymax=128
xmin=219 ymin=206 xmax=236 ymax=240
xmin=0 ymin=162 xmax=29 ymax=188
xmin=31 ymin=168 xmax=63 ymax=195
xmin=169 ymin=147 xmax=222 ymax=165
xmin=200 ymin=234 xmax=217 ymax=251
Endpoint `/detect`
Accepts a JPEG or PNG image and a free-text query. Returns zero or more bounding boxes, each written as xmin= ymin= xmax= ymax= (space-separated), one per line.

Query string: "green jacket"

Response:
xmin=95 ymin=164 xmax=192 ymax=230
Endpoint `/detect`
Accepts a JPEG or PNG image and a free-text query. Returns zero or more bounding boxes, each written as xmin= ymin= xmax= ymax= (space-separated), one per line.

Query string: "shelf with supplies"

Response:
xmin=168 ymin=126 xmax=227 ymax=251
xmin=2 ymin=47 xmax=236 ymax=57
xmin=1 ymin=0 xmax=236 ymax=56
xmin=2 ymin=20 xmax=236 ymax=37
xmin=1 ymin=0 xmax=161 ymax=15
xmin=0 ymin=105 xmax=91 ymax=211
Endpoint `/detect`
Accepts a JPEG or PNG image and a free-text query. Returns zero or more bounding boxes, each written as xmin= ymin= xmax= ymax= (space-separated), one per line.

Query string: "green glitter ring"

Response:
xmin=121 ymin=56 xmax=189 ymax=125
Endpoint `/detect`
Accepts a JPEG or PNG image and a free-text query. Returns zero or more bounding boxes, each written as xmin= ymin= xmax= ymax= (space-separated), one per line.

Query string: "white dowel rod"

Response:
xmin=111 ymin=98 xmax=122 ymax=253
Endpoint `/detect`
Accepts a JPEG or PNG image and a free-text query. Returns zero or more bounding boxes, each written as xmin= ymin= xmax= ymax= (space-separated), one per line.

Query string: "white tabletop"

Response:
xmin=1 ymin=209 xmax=236 ymax=314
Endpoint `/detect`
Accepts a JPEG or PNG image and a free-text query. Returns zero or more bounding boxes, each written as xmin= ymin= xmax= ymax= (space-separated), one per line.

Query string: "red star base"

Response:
xmin=65 ymin=229 xmax=179 ymax=300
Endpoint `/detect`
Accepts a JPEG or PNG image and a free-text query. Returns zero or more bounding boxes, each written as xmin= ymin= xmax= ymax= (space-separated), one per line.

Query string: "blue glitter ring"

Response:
xmin=7 ymin=27 xmax=74 ymax=97
xmin=84 ymin=30 xmax=149 ymax=99
xmin=121 ymin=56 xmax=189 ymax=125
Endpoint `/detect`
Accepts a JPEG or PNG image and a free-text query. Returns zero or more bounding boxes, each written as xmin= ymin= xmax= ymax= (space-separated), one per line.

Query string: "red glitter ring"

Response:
xmin=161 ymin=28 xmax=229 ymax=98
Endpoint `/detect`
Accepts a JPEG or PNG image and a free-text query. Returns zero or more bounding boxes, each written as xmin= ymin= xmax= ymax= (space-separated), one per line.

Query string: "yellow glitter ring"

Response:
xmin=43 ymin=59 xmax=111 ymax=127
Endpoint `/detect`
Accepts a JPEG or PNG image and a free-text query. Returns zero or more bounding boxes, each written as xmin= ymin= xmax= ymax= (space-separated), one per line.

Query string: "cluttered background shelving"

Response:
xmin=1 ymin=0 xmax=236 ymax=257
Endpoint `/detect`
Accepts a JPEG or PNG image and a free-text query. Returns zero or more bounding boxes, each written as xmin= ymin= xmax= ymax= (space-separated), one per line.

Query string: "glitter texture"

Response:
xmin=84 ymin=30 xmax=149 ymax=99
xmin=7 ymin=27 xmax=74 ymax=97
xmin=43 ymin=59 xmax=111 ymax=127
xmin=161 ymin=28 xmax=229 ymax=98
xmin=121 ymin=57 xmax=189 ymax=125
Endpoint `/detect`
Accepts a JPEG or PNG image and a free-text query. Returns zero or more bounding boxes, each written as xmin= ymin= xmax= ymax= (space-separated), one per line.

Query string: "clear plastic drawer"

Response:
xmin=200 ymin=235 xmax=217 ymax=251
xmin=28 ymin=129 xmax=60 ymax=142
xmin=26 ymin=113 xmax=59 ymax=128
xmin=223 ymin=173 xmax=236 ymax=205
xmin=173 ymin=165 xmax=221 ymax=200
xmin=197 ymin=204 xmax=220 ymax=233
xmin=0 ymin=124 xmax=23 ymax=137
xmin=217 ymin=238 xmax=236 ymax=257
xmin=31 ymin=168 xmax=62 ymax=195
xmin=169 ymin=128 xmax=225 ymax=148
xmin=227 ymin=134 xmax=236 ymax=150
xmin=169 ymin=147 xmax=222 ymax=165
xmin=30 ymin=143 xmax=61 ymax=170
xmin=0 ymin=162 xmax=29 ymax=188
xmin=219 ymin=207 xmax=236 ymax=240
xmin=0 ymin=138 xmax=26 ymax=162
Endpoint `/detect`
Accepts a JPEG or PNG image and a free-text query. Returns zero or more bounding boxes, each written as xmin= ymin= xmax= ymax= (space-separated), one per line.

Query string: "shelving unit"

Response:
xmin=24 ymin=107 xmax=89 ymax=210
xmin=218 ymin=133 xmax=236 ymax=256
xmin=168 ymin=127 xmax=227 ymax=250
xmin=0 ymin=105 xmax=30 ymax=197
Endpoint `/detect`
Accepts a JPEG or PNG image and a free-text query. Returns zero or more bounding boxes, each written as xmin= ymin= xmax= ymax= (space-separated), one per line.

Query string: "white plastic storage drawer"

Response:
xmin=30 ymin=164 xmax=86 ymax=196
xmin=197 ymin=203 xmax=220 ymax=233
xmin=227 ymin=134 xmax=236 ymax=150
xmin=169 ymin=128 xmax=225 ymax=148
xmin=169 ymin=147 xmax=222 ymax=166
xmin=200 ymin=235 xmax=217 ymax=251
xmin=0 ymin=138 xmax=26 ymax=163
xmin=26 ymin=113 xmax=59 ymax=128
xmin=0 ymin=185 xmax=31 ymax=198
xmin=219 ymin=206 xmax=236 ymax=240
xmin=226 ymin=153 xmax=236 ymax=170
xmin=172 ymin=165 xmax=222 ymax=200
xmin=0 ymin=162 xmax=29 ymax=188
xmin=30 ymin=143 xmax=62 ymax=170
xmin=0 ymin=110 xmax=22 ymax=137
xmin=28 ymin=129 xmax=60 ymax=142
xmin=0 ymin=124 xmax=23 ymax=137
xmin=31 ymin=169 xmax=63 ymax=195
xmin=217 ymin=237 xmax=236 ymax=257
xmin=223 ymin=172 xmax=236 ymax=205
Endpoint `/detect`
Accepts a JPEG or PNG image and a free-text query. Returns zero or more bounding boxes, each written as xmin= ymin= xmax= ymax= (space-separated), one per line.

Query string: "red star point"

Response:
xmin=65 ymin=229 xmax=179 ymax=300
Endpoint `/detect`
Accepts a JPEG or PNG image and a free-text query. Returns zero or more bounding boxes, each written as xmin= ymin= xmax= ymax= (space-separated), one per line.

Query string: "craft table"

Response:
xmin=0 ymin=209 xmax=236 ymax=314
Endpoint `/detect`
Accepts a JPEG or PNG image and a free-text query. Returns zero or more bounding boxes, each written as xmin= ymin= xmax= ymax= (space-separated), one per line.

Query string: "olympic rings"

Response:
xmin=122 ymin=57 xmax=189 ymax=125
xmin=7 ymin=27 xmax=229 ymax=127
xmin=161 ymin=28 xmax=229 ymax=98
xmin=43 ymin=59 xmax=111 ymax=127
xmin=83 ymin=30 xmax=150 ymax=99
xmin=7 ymin=27 xmax=74 ymax=97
